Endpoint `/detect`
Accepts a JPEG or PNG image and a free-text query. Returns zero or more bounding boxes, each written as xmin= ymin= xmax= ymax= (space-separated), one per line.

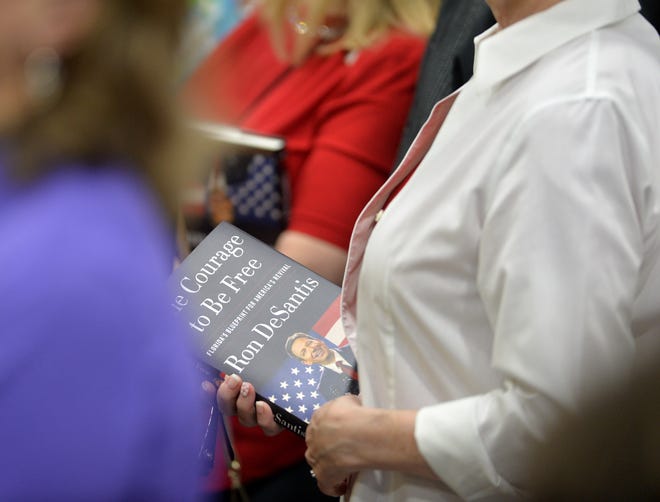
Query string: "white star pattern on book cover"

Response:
xmin=262 ymin=364 xmax=325 ymax=424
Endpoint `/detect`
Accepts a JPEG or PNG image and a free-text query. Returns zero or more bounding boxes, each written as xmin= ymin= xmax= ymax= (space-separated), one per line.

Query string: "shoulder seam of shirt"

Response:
xmin=485 ymin=92 xmax=647 ymax=216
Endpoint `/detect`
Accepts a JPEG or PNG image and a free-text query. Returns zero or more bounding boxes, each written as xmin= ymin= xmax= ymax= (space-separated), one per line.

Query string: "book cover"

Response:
xmin=169 ymin=222 xmax=359 ymax=437
xmin=182 ymin=122 xmax=288 ymax=249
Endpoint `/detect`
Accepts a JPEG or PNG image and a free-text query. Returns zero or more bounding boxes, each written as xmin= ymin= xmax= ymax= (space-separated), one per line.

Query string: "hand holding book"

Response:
xmin=217 ymin=373 xmax=284 ymax=437
xmin=305 ymin=394 xmax=363 ymax=497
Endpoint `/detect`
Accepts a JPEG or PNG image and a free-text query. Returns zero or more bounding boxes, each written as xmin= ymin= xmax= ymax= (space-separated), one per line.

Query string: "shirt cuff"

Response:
xmin=415 ymin=396 xmax=517 ymax=500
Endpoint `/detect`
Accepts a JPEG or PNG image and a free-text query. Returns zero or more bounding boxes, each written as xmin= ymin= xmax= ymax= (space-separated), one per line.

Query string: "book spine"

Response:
xmin=255 ymin=392 xmax=308 ymax=438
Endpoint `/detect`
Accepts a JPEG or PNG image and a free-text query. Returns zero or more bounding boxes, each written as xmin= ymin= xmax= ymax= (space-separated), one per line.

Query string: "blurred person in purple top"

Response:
xmin=0 ymin=0 xmax=204 ymax=500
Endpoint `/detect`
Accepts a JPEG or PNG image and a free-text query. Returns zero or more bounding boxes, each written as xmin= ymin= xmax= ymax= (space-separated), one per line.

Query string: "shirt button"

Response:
xmin=374 ymin=209 xmax=384 ymax=223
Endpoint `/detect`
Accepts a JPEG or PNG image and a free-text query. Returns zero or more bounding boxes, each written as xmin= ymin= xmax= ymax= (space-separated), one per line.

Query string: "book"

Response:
xmin=169 ymin=222 xmax=359 ymax=437
xmin=191 ymin=121 xmax=286 ymax=152
xmin=182 ymin=122 xmax=288 ymax=249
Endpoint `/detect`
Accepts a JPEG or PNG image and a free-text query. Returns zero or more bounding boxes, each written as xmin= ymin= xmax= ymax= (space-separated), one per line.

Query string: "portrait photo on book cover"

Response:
xmin=258 ymin=299 xmax=359 ymax=424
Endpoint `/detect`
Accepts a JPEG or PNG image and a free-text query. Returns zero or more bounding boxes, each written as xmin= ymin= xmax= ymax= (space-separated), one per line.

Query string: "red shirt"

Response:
xmin=183 ymin=12 xmax=426 ymax=490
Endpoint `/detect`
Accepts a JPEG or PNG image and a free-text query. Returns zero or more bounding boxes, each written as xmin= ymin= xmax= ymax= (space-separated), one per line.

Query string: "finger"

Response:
xmin=304 ymin=449 xmax=316 ymax=468
xmin=332 ymin=478 xmax=349 ymax=496
xmin=305 ymin=424 xmax=316 ymax=447
xmin=255 ymin=401 xmax=283 ymax=436
xmin=235 ymin=381 xmax=258 ymax=427
xmin=217 ymin=374 xmax=242 ymax=416
xmin=201 ymin=380 xmax=217 ymax=402
xmin=348 ymin=393 xmax=362 ymax=405
xmin=202 ymin=380 xmax=218 ymax=398
xmin=316 ymin=476 xmax=348 ymax=497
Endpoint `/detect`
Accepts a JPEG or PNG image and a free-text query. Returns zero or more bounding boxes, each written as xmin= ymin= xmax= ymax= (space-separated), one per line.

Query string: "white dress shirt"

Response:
xmin=340 ymin=0 xmax=660 ymax=500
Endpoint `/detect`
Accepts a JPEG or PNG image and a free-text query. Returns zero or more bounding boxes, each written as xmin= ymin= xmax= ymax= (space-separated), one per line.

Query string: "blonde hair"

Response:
xmin=261 ymin=0 xmax=441 ymax=63
xmin=11 ymin=0 xmax=191 ymax=216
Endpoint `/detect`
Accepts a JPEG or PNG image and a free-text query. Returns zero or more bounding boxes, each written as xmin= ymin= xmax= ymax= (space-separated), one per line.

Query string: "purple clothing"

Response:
xmin=0 ymin=158 xmax=201 ymax=500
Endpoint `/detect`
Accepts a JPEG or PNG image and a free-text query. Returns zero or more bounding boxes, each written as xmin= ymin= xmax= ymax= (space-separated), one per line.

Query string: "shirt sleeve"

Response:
xmin=415 ymin=97 xmax=647 ymax=498
xmin=288 ymin=35 xmax=426 ymax=250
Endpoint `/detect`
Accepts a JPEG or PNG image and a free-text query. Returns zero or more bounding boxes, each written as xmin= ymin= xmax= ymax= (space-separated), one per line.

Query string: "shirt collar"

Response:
xmin=321 ymin=350 xmax=350 ymax=373
xmin=471 ymin=0 xmax=641 ymax=91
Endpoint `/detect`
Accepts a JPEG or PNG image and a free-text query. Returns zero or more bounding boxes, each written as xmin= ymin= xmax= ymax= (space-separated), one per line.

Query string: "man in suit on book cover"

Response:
xmin=285 ymin=333 xmax=359 ymax=400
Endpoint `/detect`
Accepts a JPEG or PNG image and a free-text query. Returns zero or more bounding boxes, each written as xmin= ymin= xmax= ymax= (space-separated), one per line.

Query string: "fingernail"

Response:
xmin=255 ymin=401 xmax=265 ymax=415
xmin=201 ymin=381 xmax=215 ymax=393
xmin=226 ymin=374 xmax=240 ymax=390
xmin=240 ymin=382 xmax=249 ymax=398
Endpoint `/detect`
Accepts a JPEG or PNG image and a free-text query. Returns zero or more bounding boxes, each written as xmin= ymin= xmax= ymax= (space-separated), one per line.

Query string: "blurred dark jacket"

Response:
xmin=394 ymin=0 xmax=494 ymax=166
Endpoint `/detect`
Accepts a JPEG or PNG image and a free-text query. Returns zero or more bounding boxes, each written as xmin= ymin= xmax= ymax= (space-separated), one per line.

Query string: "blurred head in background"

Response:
xmin=0 ymin=0 xmax=190 ymax=213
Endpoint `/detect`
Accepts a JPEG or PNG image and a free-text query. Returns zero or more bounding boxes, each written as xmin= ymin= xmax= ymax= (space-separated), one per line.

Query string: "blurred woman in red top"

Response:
xmin=183 ymin=0 xmax=440 ymax=500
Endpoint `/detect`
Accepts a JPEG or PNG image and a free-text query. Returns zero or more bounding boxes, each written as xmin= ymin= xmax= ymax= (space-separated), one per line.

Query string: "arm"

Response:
xmin=275 ymin=229 xmax=347 ymax=285
xmin=416 ymin=98 xmax=645 ymax=497
xmin=284 ymin=34 xmax=425 ymax=253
